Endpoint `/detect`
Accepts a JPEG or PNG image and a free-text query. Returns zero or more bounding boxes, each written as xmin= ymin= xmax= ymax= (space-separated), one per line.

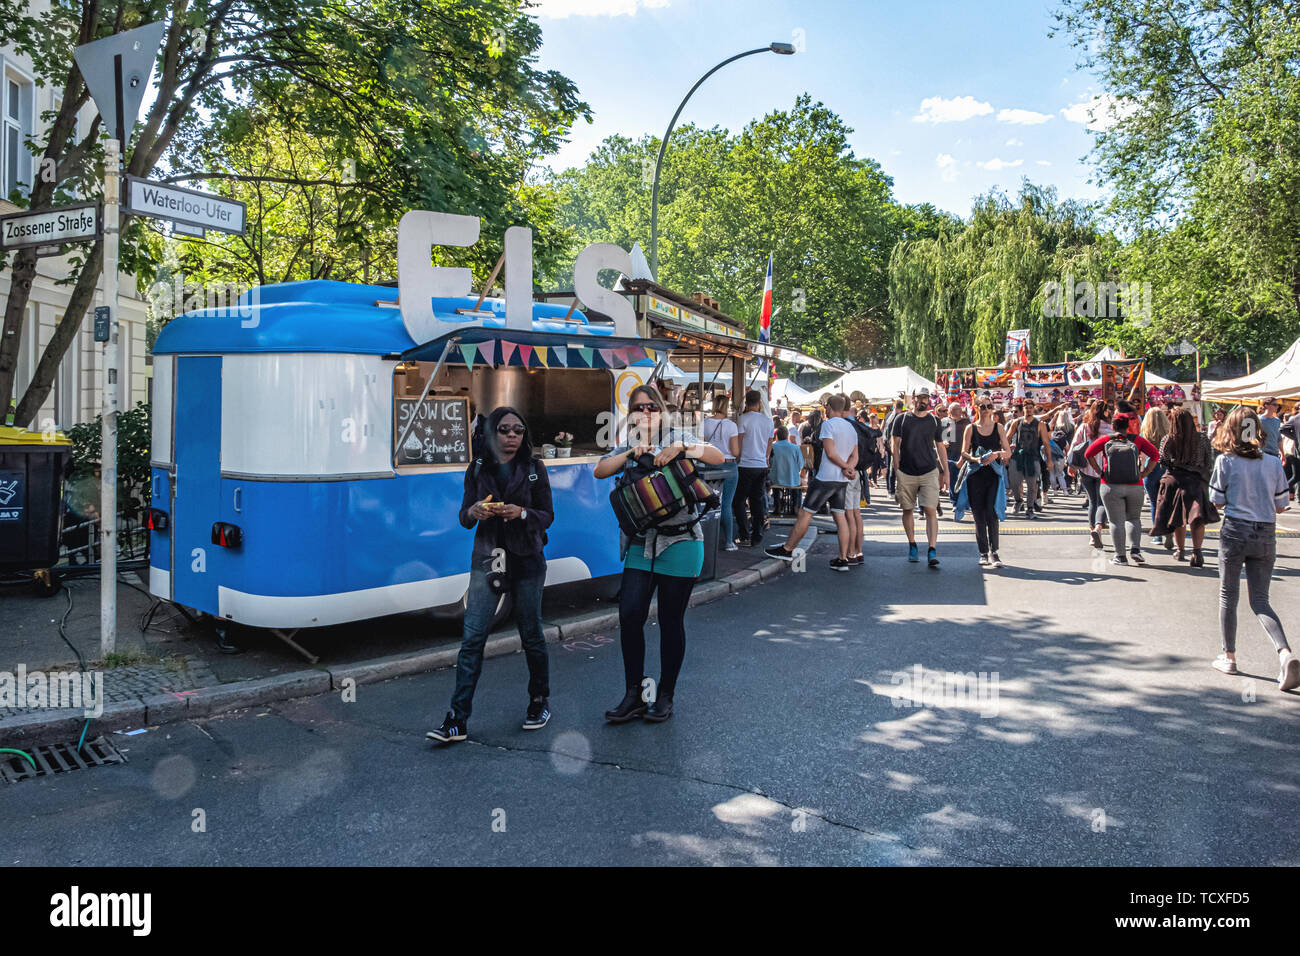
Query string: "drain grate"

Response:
xmin=0 ymin=736 xmax=127 ymax=783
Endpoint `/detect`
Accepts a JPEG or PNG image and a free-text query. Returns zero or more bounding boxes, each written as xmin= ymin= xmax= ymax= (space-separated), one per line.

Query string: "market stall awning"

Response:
xmin=399 ymin=327 xmax=681 ymax=370
xmin=1201 ymin=336 xmax=1300 ymax=401
xmin=647 ymin=316 xmax=842 ymax=372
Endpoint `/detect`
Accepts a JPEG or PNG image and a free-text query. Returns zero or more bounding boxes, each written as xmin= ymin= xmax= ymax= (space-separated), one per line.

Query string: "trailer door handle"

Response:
xmin=233 ymin=486 xmax=242 ymax=513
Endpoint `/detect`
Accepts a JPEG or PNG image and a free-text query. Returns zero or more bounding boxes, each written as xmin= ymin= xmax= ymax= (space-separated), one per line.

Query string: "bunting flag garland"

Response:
xmin=521 ymin=344 xmax=536 ymax=368
xmin=576 ymin=346 xmax=593 ymax=368
xmin=459 ymin=343 xmax=479 ymax=368
xmin=598 ymin=348 xmax=615 ymax=368
xmin=478 ymin=341 xmax=495 ymax=366
xmin=500 ymin=340 xmax=518 ymax=366
xmin=551 ymin=345 xmax=567 ymax=367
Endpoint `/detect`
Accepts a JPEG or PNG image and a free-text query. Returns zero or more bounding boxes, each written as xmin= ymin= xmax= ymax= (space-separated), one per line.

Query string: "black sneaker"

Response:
xmin=1013 ymin=502 xmax=1025 ymax=515
xmin=764 ymin=543 xmax=796 ymax=561
xmin=427 ymin=712 xmax=467 ymax=743
xmin=1090 ymin=530 xmax=1103 ymax=549
xmin=1026 ymin=508 xmax=1037 ymax=519
xmin=829 ymin=557 xmax=852 ymax=572
xmin=847 ymin=553 xmax=864 ymax=566
xmin=522 ymin=696 xmax=551 ymax=730
xmin=1110 ymin=555 xmax=1128 ymax=566
xmin=1129 ymin=550 xmax=1145 ymax=565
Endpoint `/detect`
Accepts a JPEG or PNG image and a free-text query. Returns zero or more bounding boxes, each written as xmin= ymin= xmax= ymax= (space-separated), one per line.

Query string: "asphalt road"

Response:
xmin=5 ymin=494 xmax=1299 ymax=866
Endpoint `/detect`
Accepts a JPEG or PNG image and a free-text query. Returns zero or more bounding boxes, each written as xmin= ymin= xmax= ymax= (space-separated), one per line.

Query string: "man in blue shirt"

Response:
xmin=1259 ymin=396 xmax=1283 ymax=457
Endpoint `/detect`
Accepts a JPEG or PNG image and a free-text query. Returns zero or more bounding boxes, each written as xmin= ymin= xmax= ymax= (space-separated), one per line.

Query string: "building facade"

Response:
xmin=2 ymin=17 xmax=151 ymax=433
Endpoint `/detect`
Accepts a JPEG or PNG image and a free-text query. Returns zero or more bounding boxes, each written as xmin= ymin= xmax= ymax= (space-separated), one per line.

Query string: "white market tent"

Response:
xmin=1201 ymin=336 xmax=1300 ymax=401
xmin=772 ymin=377 xmax=815 ymax=406
xmin=822 ymin=366 xmax=940 ymax=404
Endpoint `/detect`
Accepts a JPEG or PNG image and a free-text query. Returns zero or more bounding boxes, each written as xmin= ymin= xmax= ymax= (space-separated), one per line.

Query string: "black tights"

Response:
xmin=619 ymin=568 xmax=696 ymax=698
xmin=966 ymin=467 xmax=1001 ymax=555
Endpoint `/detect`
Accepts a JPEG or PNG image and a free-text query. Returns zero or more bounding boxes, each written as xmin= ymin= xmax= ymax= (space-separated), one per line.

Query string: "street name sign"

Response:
xmin=125 ymin=176 xmax=246 ymax=235
xmin=0 ymin=203 xmax=102 ymax=252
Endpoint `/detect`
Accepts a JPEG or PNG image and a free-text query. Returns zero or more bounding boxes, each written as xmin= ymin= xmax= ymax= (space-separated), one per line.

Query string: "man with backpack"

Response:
xmin=1084 ymin=411 xmax=1160 ymax=565
xmin=1008 ymin=401 xmax=1052 ymax=518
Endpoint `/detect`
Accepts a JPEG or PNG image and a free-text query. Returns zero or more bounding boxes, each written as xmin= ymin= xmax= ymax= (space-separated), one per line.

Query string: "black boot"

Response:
xmin=604 ymin=685 xmax=648 ymax=723
xmin=644 ymin=695 xmax=674 ymax=722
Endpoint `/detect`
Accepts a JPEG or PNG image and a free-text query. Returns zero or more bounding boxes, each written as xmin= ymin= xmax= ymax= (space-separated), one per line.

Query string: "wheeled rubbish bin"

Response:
xmin=0 ymin=426 xmax=72 ymax=595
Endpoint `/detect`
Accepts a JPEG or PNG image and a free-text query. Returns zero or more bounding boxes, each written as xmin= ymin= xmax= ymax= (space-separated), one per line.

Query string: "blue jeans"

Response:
xmin=1218 ymin=517 xmax=1289 ymax=654
xmin=1143 ymin=462 xmax=1166 ymax=525
xmin=450 ymin=567 xmax=549 ymax=720
xmin=715 ymin=460 xmax=739 ymax=545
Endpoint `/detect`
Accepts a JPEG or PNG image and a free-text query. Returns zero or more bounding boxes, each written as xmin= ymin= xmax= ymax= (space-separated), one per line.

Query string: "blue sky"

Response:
xmin=530 ymin=0 xmax=1128 ymax=218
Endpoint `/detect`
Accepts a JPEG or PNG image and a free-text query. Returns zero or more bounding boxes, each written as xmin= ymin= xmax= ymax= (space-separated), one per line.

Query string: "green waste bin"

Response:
xmin=0 ymin=426 xmax=72 ymax=574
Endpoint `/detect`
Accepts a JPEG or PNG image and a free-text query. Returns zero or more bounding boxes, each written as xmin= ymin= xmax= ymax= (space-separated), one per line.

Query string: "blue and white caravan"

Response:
xmin=148 ymin=260 xmax=680 ymax=636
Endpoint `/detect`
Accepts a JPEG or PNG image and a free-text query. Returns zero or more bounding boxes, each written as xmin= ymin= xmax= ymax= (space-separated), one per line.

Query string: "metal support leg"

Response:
xmin=270 ymin=628 xmax=319 ymax=665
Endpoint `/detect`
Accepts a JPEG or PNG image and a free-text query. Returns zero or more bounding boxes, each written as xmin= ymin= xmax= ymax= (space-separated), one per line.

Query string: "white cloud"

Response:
xmin=1060 ymin=93 xmax=1139 ymax=131
xmin=936 ymin=153 xmax=958 ymax=182
xmin=1005 ymin=138 xmax=1023 ymax=147
xmin=997 ymin=108 xmax=1052 ymax=125
xmin=977 ymin=157 xmax=1024 ymax=171
xmin=1036 ymin=160 xmax=1052 ymax=166
xmin=531 ymin=0 xmax=669 ymax=18
xmin=913 ymin=95 xmax=994 ymax=123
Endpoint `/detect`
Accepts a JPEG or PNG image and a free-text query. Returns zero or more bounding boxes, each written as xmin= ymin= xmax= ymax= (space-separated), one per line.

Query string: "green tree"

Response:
xmin=1055 ymin=0 xmax=1300 ymax=364
xmin=0 ymin=0 xmax=588 ymax=426
xmin=547 ymin=95 xmax=906 ymax=366
xmin=888 ymin=182 xmax=1118 ymax=372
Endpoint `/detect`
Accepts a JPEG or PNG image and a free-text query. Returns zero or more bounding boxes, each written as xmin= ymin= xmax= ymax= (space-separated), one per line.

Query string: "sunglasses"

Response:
xmin=630 ymin=402 xmax=659 ymax=413
xmin=496 ymin=424 xmax=526 ymax=436
xmin=978 ymin=404 xmax=994 ymax=410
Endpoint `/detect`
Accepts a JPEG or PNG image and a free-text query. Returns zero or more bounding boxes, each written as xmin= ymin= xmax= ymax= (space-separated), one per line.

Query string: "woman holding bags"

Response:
xmin=595 ymin=385 xmax=724 ymax=723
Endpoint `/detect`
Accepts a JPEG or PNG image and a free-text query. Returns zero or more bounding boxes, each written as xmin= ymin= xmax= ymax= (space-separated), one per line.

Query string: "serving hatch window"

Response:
xmin=392 ymin=360 xmax=615 ymax=468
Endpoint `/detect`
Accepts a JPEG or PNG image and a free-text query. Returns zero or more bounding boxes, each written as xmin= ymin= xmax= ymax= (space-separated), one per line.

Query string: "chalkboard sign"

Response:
xmin=394 ymin=396 xmax=471 ymax=465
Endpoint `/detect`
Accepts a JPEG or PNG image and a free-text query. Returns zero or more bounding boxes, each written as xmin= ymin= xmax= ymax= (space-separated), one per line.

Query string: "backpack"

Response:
xmin=850 ymin=418 xmax=877 ymax=471
xmin=609 ymin=452 xmax=718 ymax=539
xmin=1101 ymin=435 xmax=1140 ymax=484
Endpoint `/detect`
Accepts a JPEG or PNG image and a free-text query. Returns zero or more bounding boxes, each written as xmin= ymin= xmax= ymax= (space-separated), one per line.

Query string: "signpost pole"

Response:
xmin=100 ymin=138 xmax=120 ymax=656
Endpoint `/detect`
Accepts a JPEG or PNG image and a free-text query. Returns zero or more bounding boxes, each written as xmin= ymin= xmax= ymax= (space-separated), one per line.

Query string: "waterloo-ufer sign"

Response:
xmin=0 ymin=203 xmax=102 ymax=252
xmin=124 ymin=176 xmax=245 ymax=235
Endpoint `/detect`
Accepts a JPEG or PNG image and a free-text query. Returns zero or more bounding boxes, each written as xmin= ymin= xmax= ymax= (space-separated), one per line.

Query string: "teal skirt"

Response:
xmin=624 ymin=538 xmax=704 ymax=578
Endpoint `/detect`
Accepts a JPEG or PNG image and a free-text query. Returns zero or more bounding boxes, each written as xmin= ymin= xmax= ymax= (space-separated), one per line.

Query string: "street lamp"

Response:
xmin=649 ymin=41 xmax=795 ymax=280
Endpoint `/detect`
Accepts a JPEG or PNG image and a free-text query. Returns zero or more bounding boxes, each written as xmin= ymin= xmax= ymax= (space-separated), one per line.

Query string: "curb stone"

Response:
xmin=0 ymin=559 xmax=787 ymax=744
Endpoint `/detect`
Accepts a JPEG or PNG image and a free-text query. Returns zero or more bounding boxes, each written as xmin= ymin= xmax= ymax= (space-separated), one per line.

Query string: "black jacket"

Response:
xmin=458 ymin=456 xmax=554 ymax=563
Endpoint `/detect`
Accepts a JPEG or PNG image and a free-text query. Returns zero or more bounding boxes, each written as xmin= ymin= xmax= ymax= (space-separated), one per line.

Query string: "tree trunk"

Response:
xmin=14 ymin=240 xmax=104 ymax=428
xmin=0 ymin=247 xmax=41 ymax=412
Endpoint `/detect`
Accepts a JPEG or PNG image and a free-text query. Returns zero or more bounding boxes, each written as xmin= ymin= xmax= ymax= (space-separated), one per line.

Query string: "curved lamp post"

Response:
xmin=649 ymin=41 xmax=795 ymax=280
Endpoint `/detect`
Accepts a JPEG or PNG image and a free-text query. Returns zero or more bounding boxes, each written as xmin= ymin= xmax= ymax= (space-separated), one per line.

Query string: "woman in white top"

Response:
xmin=700 ymin=393 xmax=741 ymax=551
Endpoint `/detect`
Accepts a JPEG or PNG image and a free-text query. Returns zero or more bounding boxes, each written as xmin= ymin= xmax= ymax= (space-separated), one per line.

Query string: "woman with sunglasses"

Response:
xmin=960 ymin=399 xmax=1011 ymax=567
xmin=428 ymin=407 xmax=554 ymax=745
xmin=595 ymin=385 xmax=724 ymax=723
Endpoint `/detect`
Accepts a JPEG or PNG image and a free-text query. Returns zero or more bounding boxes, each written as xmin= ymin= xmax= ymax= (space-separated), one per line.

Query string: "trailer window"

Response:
xmin=393 ymin=361 xmax=615 ymax=467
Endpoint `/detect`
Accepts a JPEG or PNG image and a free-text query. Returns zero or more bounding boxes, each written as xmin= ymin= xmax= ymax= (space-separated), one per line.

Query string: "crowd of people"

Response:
xmin=427 ymin=386 xmax=1298 ymax=744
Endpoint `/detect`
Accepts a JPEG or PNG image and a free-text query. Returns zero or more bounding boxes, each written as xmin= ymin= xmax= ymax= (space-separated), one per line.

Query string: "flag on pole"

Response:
xmin=758 ymin=254 xmax=776 ymax=397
